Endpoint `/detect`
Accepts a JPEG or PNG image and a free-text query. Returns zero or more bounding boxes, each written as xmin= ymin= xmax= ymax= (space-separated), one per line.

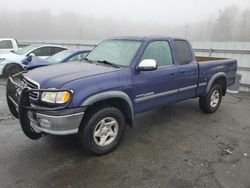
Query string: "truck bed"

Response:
xmin=195 ymin=56 xmax=237 ymax=96
xmin=196 ymin=56 xmax=227 ymax=63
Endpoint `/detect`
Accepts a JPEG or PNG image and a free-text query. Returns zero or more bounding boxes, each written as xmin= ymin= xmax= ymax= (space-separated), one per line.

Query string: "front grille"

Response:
xmin=22 ymin=77 xmax=39 ymax=100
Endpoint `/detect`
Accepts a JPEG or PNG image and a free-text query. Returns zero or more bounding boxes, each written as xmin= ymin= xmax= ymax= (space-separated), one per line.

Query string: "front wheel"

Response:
xmin=199 ymin=84 xmax=223 ymax=113
xmin=78 ymin=106 xmax=126 ymax=155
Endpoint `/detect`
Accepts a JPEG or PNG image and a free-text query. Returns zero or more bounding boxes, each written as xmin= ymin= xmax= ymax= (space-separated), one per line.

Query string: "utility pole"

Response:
xmin=78 ymin=24 xmax=83 ymax=47
xmin=185 ymin=24 xmax=189 ymax=38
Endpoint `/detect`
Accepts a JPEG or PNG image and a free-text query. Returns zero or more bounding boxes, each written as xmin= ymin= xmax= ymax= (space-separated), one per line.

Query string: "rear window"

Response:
xmin=0 ymin=40 xmax=13 ymax=49
xmin=50 ymin=47 xmax=66 ymax=56
xmin=174 ymin=40 xmax=192 ymax=65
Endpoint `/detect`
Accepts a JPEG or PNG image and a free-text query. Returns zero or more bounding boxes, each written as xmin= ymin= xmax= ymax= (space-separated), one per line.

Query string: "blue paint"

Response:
xmin=22 ymin=49 xmax=91 ymax=70
xmin=24 ymin=36 xmax=237 ymax=114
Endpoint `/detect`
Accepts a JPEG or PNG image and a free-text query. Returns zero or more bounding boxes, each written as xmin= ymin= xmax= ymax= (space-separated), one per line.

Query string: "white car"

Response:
xmin=0 ymin=38 xmax=19 ymax=54
xmin=0 ymin=44 xmax=68 ymax=77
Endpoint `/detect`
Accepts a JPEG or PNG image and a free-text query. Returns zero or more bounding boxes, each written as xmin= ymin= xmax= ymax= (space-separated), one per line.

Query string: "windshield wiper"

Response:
xmin=82 ymin=57 xmax=93 ymax=63
xmin=96 ymin=60 xmax=120 ymax=68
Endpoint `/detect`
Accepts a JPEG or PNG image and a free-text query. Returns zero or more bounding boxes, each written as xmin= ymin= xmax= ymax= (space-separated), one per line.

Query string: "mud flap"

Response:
xmin=18 ymin=88 xmax=42 ymax=140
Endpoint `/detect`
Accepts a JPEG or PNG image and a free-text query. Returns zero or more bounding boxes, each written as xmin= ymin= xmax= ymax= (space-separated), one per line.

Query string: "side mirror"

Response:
xmin=137 ymin=59 xmax=157 ymax=71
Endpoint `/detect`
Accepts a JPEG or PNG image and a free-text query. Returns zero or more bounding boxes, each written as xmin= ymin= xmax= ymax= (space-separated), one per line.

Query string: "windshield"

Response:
xmin=87 ymin=40 xmax=142 ymax=66
xmin=47 ymin=50 xmax=72 ymax=64
xmin=14 ymin=45 xmax=39 ymax=55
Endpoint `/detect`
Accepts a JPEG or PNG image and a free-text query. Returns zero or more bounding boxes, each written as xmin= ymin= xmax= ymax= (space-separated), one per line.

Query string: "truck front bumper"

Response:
xmin=6 ymin=73 xmax=86 ymax=137
xmin=27 ymin=110 xmax=84 ymax=135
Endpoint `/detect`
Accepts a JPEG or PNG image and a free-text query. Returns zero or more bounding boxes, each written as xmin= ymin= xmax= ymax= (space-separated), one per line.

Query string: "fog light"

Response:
xmin=39 ymin=118 xmax=51 ymax=128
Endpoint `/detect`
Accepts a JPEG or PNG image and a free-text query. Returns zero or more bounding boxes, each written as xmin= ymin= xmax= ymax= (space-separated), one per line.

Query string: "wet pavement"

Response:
xmin=0 ymin=78 xmax=250 ymax=188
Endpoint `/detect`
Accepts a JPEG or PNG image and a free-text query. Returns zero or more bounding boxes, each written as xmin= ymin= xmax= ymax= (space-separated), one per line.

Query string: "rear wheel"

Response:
xmin=3 ymin=64 xmax=23 ymax=78
xmin=78 ymin=106 xmax=126 ymax=155
xmin=199 ymin=84 xmax=222 ymax=113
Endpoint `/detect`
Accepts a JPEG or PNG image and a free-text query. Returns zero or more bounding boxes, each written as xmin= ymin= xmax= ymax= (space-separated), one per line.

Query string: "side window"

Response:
xmin=0 ymin=40 xmax=13 ymax=49
xmin=68 ymin=54 xmax=81 ymax=61
xmin=50 ymin=47 xmax=66 ymax=56
xmin=174 ymin=40 xmax=193 ymax=65
xmin=141 ymin=41 xmax=173 ymax=67
xmin=32 ymin=47 xmax=50 ymax=56
xmin=68 ymin=52 xmax=88 ymax=62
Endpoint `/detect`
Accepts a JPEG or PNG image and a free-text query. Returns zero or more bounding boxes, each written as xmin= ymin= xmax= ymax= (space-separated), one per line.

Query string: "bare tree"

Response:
xmin=241 ymin=8 xmax=250 ymax=41
xmin=211 ymin=5 xmax=240 ymax=41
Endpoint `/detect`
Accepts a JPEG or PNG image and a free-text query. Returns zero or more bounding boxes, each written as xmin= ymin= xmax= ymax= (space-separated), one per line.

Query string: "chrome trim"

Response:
xmin=179 ymin=84 xmax=197 ymax=92
xmin=134 ymin=89 xmax=178 ymax=103
xmin=28 ymin=111 xmax=84 ymax=135
xmin=134 ymin=83 xmax=201 ymax=103
xmin=23 ymin=76 xmax=40 ymax=89
xmin=138 ymin=59 xmax=157 ymax=71
xmin=30 ymin=122 xmax=78 ymax=135
xmin=199 ymin=82 xmax=207 ymax=87
xmin=36 ymin=112 xmax=84 ymax=118
xmin=22 ymin=76 xmax=40 ymax=100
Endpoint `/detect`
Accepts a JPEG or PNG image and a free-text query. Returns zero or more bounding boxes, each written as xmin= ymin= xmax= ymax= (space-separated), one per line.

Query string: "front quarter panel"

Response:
xmin=61 ymin=70 xmax=124 ymax=108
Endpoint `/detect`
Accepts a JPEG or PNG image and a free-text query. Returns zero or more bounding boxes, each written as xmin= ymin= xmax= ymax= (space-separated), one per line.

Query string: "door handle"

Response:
xmin=170 ymin=72 xmax=176 ymax=76
xmin=180 ymin=71 xmax=185 ymax=74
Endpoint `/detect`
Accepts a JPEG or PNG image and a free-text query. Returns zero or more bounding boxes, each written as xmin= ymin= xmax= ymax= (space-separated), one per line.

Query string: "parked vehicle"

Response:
xmin=6 ymin=36 xmax=237 ymax=155
xmin=22 ymin=49 xmax=91 ymax=70
xmin=0 ymin=38 xmax=19 ymax=54
xmin=0 ymin=44 xmax=68 ymax=77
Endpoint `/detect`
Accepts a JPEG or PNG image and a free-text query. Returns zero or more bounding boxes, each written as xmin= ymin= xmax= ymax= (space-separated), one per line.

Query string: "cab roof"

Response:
xmin=108 ymin=36 xmax=188 ymax=42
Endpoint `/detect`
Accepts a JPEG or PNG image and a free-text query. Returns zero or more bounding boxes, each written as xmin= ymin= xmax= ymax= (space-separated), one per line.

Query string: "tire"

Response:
xmin=78 ymin=106 xmax=126 ymax=155
xmin=199 ymin=84 xmax=222 ymax=113
xmin=3 ymin=64 xmax=23 ymax=78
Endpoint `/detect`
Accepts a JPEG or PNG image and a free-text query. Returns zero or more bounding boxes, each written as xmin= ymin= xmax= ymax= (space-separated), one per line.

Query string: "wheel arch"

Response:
xmin=3 ymin=62 xmax=24 ymax=78
xmin=81 ymin=91 xmax=134 ymax=127
xmin=206 ymin=72 xmax=227 ymax=96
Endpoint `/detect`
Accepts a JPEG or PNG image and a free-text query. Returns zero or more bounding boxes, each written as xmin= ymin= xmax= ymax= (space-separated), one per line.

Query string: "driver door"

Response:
xmin=133 ymin=40 xmax=179 ymax=113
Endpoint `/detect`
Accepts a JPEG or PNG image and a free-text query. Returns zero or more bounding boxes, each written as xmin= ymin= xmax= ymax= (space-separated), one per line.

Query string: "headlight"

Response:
xmin=41 ymin=90 xmax=72 ymax=104
xmin=0 ymin=58 xmax=6 ymax=62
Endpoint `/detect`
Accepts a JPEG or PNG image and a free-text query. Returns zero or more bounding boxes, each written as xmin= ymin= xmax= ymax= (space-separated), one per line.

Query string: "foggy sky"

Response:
xmin=1 ymin=0 xmax=250 ymax=24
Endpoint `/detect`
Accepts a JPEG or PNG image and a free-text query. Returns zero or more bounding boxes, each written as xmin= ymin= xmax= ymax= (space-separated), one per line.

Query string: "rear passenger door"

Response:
xmin=133 ymin=40 xmax=179 ymax=113
xmin=174 ymin=40 xmax=199 ymax=100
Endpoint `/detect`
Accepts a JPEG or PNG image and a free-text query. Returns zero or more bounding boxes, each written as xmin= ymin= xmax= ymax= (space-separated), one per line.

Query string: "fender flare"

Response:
xmin=205 ymin=72 xmax=227 ymax=94
xmin=81 ymin=91 xmax=134 ymax=120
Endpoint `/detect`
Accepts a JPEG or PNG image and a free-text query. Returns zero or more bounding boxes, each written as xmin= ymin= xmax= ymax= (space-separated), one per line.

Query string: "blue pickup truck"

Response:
xmin=6 ymin=36 xmax=237 ymax=155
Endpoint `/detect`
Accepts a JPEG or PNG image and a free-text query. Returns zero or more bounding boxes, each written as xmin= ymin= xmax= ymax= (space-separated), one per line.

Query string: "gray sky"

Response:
xmin=1 ymin=0 xmax=250 ymax=24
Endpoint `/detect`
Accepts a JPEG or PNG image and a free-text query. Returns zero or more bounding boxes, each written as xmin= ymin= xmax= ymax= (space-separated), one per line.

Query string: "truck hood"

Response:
xmin=24 ymin=61 xmax=120 ymax=88
xmin=0 ymin=52 xmax=25 ymax=62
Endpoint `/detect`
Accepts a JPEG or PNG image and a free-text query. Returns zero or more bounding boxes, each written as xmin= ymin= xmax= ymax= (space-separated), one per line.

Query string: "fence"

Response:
xmin=19 ymin=40 xmax=250 ymax=91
